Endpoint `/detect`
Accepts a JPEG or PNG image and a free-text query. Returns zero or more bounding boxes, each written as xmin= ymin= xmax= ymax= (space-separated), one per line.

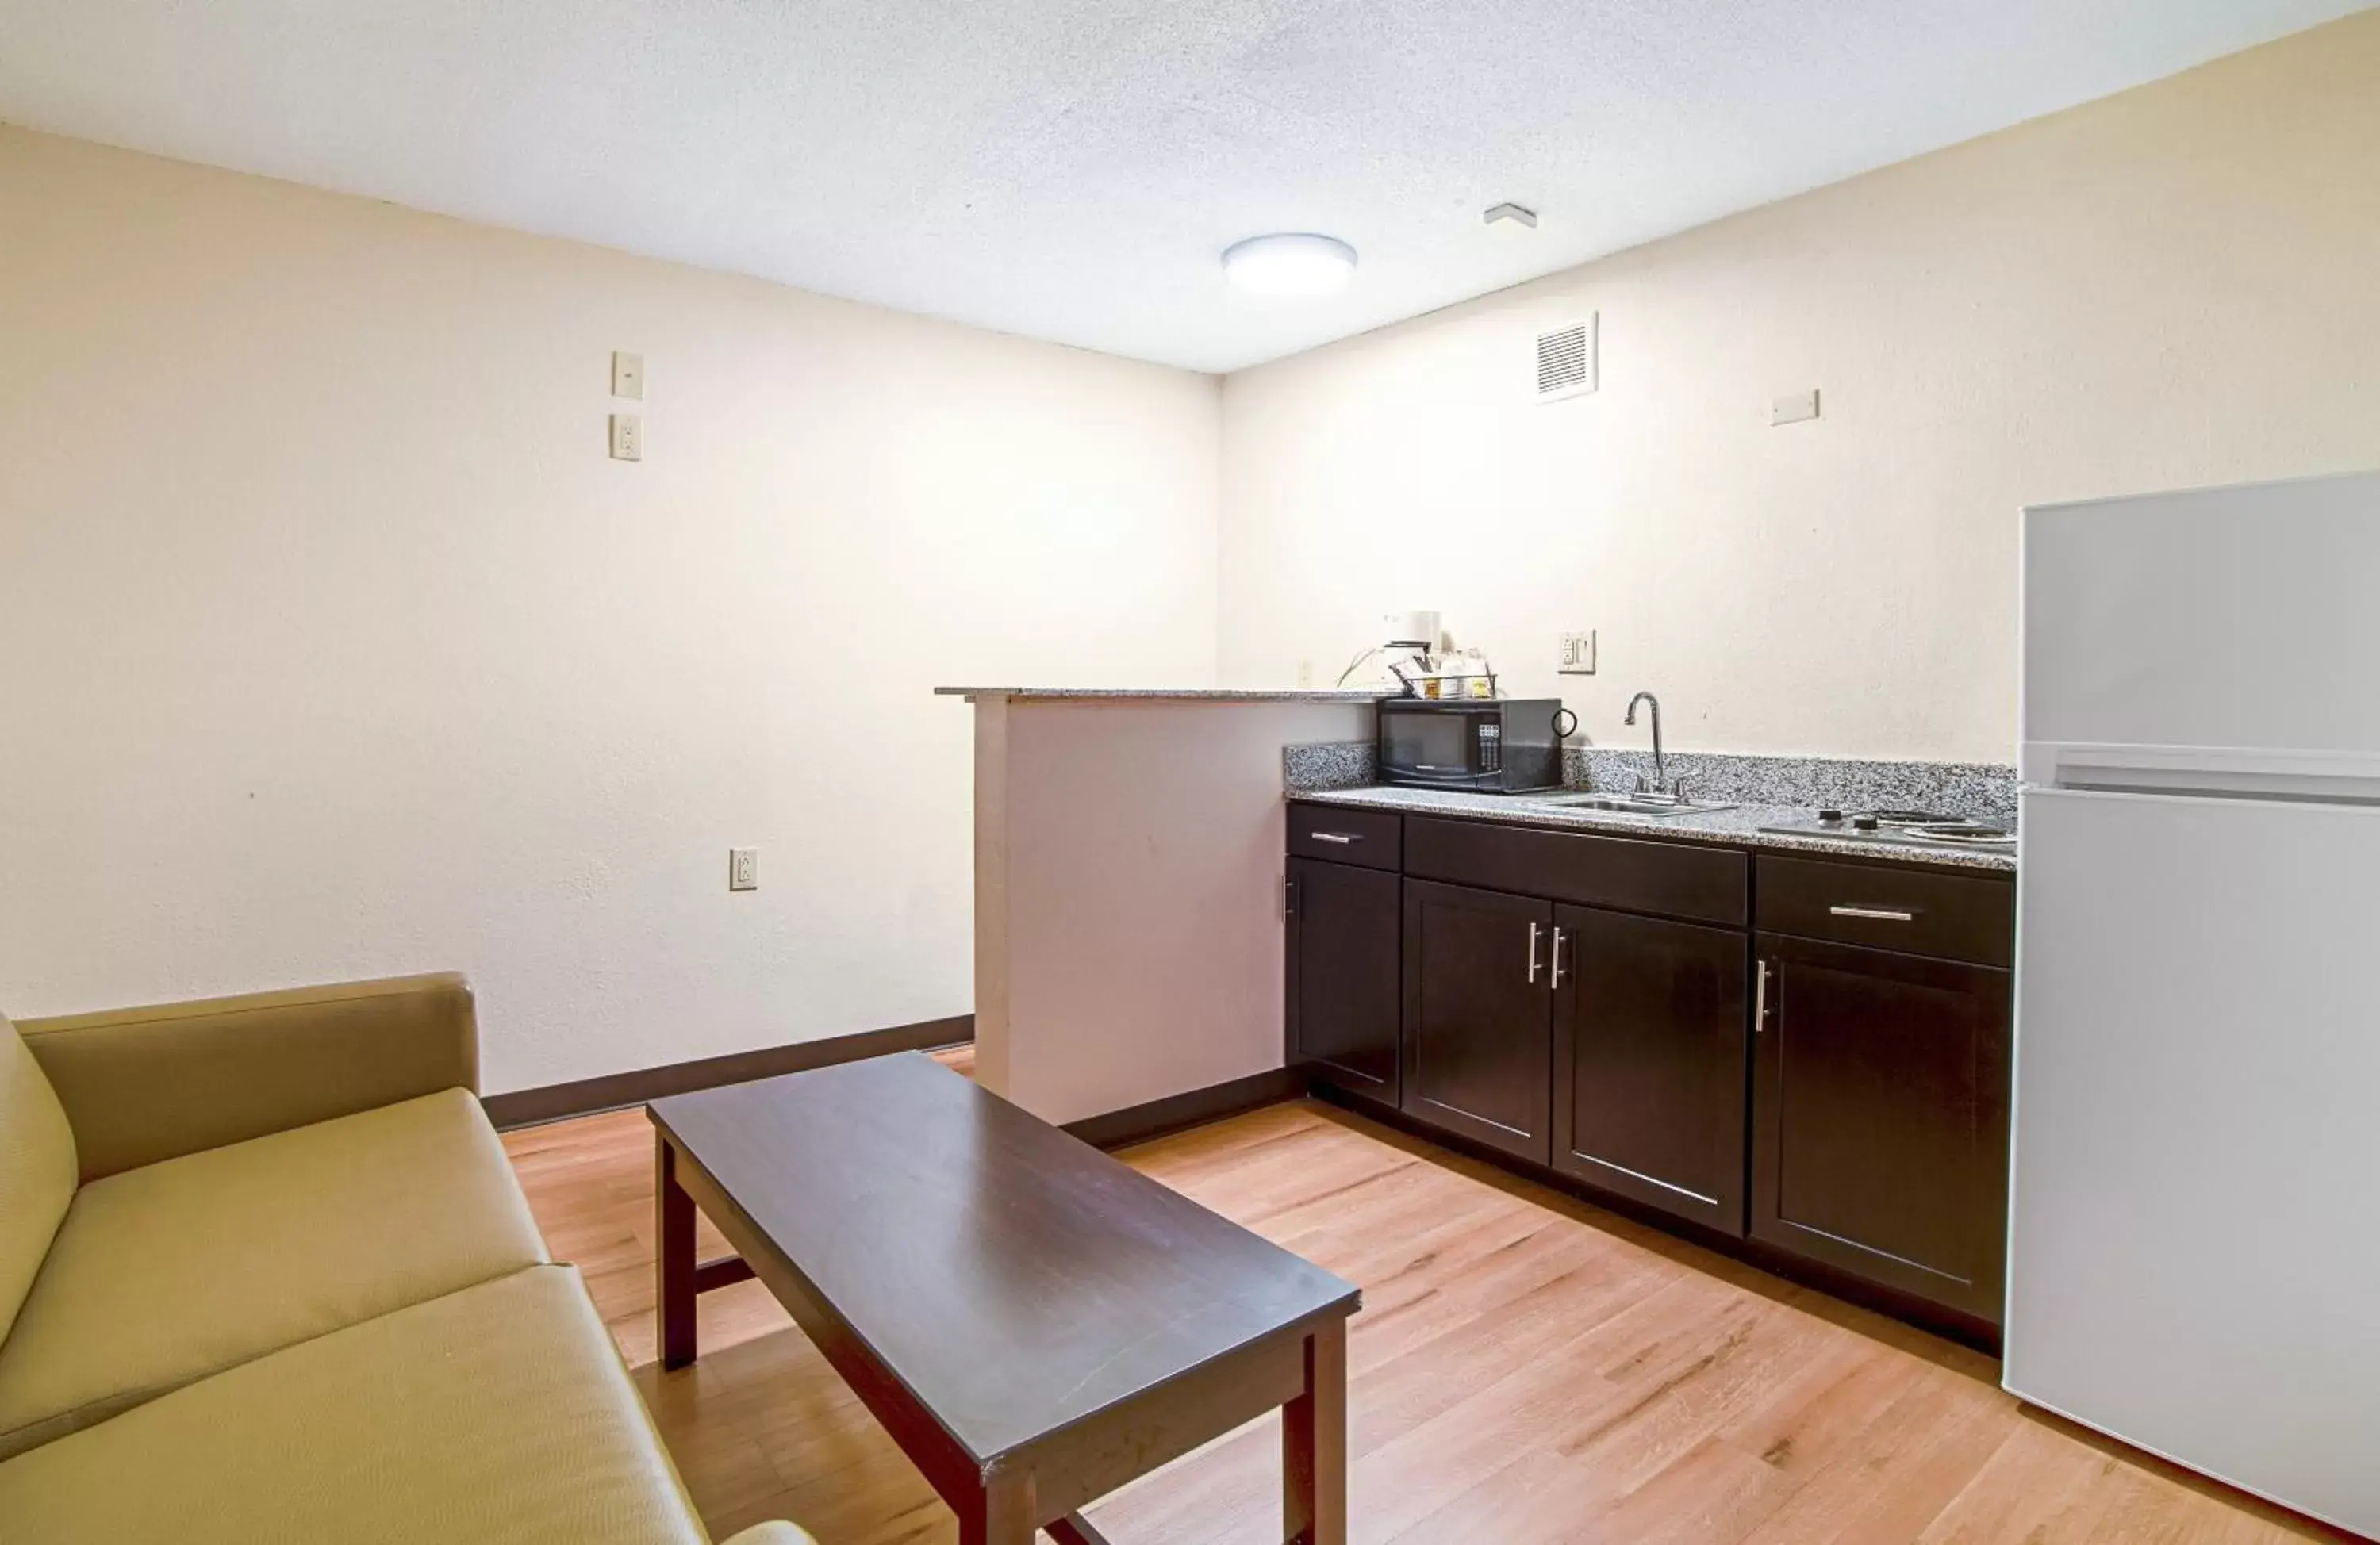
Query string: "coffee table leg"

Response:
xmin=656 ymin=1134 xmax=698 ymax=1371
xmin=1283 ymin=1317 xmax=1348 ymax=1545
xmin=962 ymin=1466 xmax=1038 ymax=1545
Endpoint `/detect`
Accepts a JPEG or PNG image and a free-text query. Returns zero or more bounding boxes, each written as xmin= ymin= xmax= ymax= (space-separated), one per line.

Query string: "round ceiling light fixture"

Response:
xmin=1221 ymin=232 xmax=1357 ymax=297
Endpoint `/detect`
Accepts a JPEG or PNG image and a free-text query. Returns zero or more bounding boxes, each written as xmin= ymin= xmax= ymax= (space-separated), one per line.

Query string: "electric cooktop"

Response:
xmin=1757 ymin=808 xmax=2017 ymax=852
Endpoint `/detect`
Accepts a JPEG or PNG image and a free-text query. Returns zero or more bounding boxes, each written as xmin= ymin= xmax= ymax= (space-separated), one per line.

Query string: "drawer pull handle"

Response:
xmin=1308 ymin=831 xmax=1361 ymax=845
xmin=1830 ymin=904 xmax=1917 ymax=922
xmin=1755 ymin=959 xmax=1772 ymax=1033
xmin=1526 ymin=921 xmax=1544 ymax=985
xmin=1549 ymin=926 xmax=1568 ymax=991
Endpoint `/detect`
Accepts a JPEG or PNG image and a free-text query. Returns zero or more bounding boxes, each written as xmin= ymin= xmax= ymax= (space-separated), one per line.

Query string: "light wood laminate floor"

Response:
xmin=501 ymin=1069 xmax=2345 ymax=1545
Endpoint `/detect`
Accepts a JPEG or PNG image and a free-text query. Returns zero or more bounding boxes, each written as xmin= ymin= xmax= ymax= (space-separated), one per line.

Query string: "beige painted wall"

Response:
xmin=1217 ymin=12 xmax=2380 ymax=764
xmin=0 ymin=128 xmax=1221 ymax=1094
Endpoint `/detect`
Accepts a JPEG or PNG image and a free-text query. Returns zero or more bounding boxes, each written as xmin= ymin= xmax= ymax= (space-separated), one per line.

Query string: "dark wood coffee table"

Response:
xmin=647 ymin=1053 xmax=1360 ymax=1545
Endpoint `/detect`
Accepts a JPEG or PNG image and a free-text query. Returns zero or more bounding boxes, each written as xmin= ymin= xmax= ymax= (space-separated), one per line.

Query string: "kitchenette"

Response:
xmin=942 ymin=469 xmax=2380 ymax=1538
xmin=1283 ymin=760 xmax=2017 ymax=1344
xmin=944 ymin=677 xmax=2023 ymax=1344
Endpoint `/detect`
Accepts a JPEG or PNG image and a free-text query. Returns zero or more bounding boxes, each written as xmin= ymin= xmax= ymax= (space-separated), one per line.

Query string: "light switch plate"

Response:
xmin=609 ymin=412 xmax=642 ymax=462
xmin=612 ymin=351 xmax=644 ymax=400
xmin=1559 ymin=631 xmax=1597 ymax=675
xmin=1772 ymin=389 xmax=1821 ymax=426
xmin=728 ymin=848 xmax=758 ymax=891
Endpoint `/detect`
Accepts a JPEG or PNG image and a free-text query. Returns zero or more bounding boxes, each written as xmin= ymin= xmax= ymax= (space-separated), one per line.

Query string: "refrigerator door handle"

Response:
xmin=2023 ymin=742 xmax=2380 ymax=804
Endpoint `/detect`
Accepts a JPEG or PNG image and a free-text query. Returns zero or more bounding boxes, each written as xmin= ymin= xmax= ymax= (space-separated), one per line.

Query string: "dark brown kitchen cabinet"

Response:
xmin=1284 ymin=857 xmax=1403 ymax=1106
xmin=1281 ymin=805 xmax=2019 ymax=1346
xmin=1751 ymin=932 xmax=2012 ymax=1324
xmin=1552 ymin=907 xmax=1749 ymax=1235
xmin=1401 ymin=879 xmax=1553 ymax=1164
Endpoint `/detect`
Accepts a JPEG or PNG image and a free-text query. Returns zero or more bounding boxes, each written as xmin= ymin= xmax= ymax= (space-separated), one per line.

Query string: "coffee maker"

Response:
xmin=1335 ymin=611 xmax=1442 ymax=690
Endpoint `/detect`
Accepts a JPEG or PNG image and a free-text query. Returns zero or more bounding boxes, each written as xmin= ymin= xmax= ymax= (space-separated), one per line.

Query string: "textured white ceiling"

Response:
xmin=1 ymin=1 xmax=2367 ymax=370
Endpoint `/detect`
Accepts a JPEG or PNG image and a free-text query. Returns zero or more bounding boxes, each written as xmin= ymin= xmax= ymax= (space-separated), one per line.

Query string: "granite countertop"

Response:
xmin=937 ymin=686 xmax=1393 ymax=703
xmin=1296 ymin=785 xmax=2017 ymax=874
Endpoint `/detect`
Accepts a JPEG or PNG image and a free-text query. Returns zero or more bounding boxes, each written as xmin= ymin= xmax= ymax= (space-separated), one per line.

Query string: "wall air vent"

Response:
xmin=1535 ymin=315 xmax=1597 ymax=403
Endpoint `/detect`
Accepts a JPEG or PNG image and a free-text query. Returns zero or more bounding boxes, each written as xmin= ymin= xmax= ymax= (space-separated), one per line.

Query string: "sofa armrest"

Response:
xmin=720 ymin=1527 xmax=818 ymax=1545
xmin=16 ymin=972 xmax=479 ymax=1182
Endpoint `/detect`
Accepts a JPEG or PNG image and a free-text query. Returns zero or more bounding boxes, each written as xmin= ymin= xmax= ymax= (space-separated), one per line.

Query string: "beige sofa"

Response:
xmin=0 ymin=972 xmax=810 ymax=1545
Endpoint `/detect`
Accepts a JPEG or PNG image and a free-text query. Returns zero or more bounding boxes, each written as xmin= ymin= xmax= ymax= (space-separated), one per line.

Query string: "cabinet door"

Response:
xmin=1286 ymin=857 xmax=1403 ymax=1105
xmin=1752 ymin=934 xmax=2011 ymax=1322
xmin=1552 ymin=907 xmax=1749 ymax=1234
xmin=1401 ymin=879 xmax=1553 ymax=1164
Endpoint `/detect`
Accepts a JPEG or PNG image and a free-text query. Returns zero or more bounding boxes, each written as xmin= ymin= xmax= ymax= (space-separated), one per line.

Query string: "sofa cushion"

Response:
xmin=0 ymin=1086 xmax=547 ymax=1458
xmin=0 ymin=1264 xmax=726 ymax=1545
xmin=0 ymin=1014 xmax=76 ymax=1347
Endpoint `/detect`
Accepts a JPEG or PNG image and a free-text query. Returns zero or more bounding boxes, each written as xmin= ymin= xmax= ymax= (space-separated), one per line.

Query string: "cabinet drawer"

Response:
xmin=1286 ymin=803 xmax=1402 ymax=871
xmin=1756 ymin=856 xmax=2013 ymax=966
xmin=1405 ymin=816 xmax=1745 ymax=926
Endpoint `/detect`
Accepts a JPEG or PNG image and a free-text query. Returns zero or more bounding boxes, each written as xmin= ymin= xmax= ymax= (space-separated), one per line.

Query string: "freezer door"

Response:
xmin=2007 ymin=788 xmax=2380 ymax=1536
xmin=2022 ymin=470 xmax=2380 ymax=758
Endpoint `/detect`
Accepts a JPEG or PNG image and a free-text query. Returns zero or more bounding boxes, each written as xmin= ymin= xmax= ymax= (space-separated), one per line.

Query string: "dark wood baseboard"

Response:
xmin=484 ymin=1014 xmax=974 ymax=1129
xmin=1063 ymin=1066 xmax=1309 ymax=1152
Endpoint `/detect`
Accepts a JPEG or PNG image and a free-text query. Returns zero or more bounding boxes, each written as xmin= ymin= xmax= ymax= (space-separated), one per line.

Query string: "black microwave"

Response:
xmin=1377 ymin=697 xmax=1569 ymax=792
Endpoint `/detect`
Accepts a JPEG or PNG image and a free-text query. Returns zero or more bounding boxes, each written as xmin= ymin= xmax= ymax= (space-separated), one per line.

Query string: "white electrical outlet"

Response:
xmin=1559 ymin=631 xmax=1598 ymax=675
xmin=609 ymin=413 xmax=642 ymax=462
xmin=612 ymin=351 xmax=645 ymax=400
xmin=727 ymin=848 xmax=758 ymax=891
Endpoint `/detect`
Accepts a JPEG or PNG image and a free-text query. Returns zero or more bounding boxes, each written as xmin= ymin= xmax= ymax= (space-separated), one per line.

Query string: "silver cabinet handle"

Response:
xmin=1755 ymin=959 xmax=1772 ymax=1033
xmin=1308 ymin=831 xmax=1360 ymax=845
xmin=1550 ymin=926 xmax=1568 ymax=990
xmin=1526 ymin=921 xmax=1543 ymax=984
xmin=1829 ymin=904 xmax=1916 ymax=922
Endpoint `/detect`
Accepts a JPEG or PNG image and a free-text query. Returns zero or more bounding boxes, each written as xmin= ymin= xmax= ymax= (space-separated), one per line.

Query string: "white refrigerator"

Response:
xmin=2008 ymin=470 xmax=2380 ymax=1536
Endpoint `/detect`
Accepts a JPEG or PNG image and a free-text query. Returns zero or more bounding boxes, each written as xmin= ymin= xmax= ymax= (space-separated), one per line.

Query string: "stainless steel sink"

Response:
xmin=1523 ymin=792 xmax=1737 ymax=818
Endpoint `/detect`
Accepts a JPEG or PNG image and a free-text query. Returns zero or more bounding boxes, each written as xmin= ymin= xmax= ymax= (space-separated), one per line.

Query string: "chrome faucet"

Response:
xmin=1624 ymin=692 xmax=1670 ymax=796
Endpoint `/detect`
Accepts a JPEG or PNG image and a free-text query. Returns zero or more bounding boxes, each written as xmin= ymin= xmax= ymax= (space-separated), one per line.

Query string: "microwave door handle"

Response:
xmin=1392 ymin=766 xmax=1490 ymax=787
